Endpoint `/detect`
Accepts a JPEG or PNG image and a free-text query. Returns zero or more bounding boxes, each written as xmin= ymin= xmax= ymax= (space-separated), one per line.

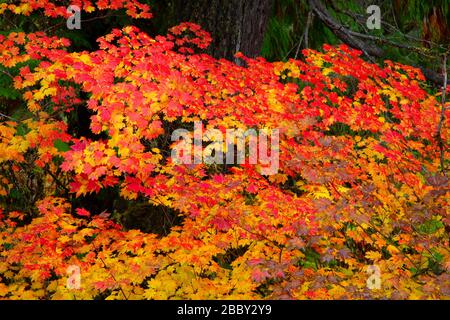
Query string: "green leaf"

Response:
xmin=417 ymin=219 xmax=444 ymax=234
xmin=53 ymin=139 xmax=70 ymax=152
xmin=15 ymin=123 xmax=30 ymax=136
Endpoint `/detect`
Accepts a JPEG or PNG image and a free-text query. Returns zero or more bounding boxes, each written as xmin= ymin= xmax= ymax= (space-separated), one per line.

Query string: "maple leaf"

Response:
xmin=251 ymin=269 xmax=270 ymax=282
xmin=75 ymin=208 xmax=91 ymax=217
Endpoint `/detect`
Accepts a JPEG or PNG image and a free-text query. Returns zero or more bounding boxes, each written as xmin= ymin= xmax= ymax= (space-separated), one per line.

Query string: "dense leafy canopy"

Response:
xmin=0 ymin=1 xmax=449 ymax=299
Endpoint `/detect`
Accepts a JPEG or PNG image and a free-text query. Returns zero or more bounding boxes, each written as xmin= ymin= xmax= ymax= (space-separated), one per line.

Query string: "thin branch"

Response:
xmin=0 ymin=69 xmax=14 ymax=79
xmin=43 ymin=165 xmax=70 ymax=193
xmin=308 ymin=0 xmax=384 ymax=57
xmin=0 ymin=112 xmax=17 ymax=121
xmin=291 ymin=34 xmax=304 ymax=61
xmin=44 ymin=13 xmax=120 ymax=33
xmin=329 ymin=2 xmax=446 ymax=50
xmin=98 ymin=256 xmax=129 ymax=300
xmin=346 ymin=30 xmax=435 ymax=58
xmin=304 ymin=11 xmax=314 ymax=50
xmin=436 ymin=54 xmax=448 ymax=175
xmin=292 ymin=11 xmax=314 ymax=60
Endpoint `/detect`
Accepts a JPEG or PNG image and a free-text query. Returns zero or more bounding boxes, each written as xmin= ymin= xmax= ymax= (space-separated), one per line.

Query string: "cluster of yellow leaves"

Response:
xmin=0 ymin=197 xmax=289 ymax=299
xmin=0 ymin=115 xmax=71 ymax=197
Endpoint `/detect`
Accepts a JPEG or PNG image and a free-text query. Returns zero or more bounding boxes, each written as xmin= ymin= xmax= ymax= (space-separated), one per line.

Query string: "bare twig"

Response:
xmin=0 ymin=69 xmax=13 ymax=79
xmin=292 ymin=11 xmax=314 ymax=60
xmin=436 ymin=54 xmax=448 ymax=175
xmin=304 ymin=10 xmax=314 ymax=50
xmin=0 ymin=112 xmax=17 ymax=121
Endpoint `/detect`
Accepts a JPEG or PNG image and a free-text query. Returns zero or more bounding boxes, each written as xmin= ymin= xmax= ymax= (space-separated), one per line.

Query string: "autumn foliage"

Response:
xmin=0 ymin=1 xmax=449 ymax=299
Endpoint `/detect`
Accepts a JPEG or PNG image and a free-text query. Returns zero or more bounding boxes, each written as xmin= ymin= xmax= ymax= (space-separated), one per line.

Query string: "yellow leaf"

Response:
xmin=386 ymin=245 xmax=400 ymax=254
xmin=365 ymin=251 xmax=382 ymax=261
xmin=34 ymin=90 xmax=45 ymax=100
xmin=0 ymin=283 xmax=8 ymax=297
xmin=79 ymin=54 xmax=91 ymax=64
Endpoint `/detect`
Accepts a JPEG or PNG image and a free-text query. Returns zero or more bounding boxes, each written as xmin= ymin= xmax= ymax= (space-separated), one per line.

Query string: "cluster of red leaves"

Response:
xmin=0 ymin=32 xmax=69 ymax=68
xmin=0 ymin=6 xmax=449 ymax=299
xmin=0 ymin=0 xmax=152 ymax=19
xmin=167 ymin=22 xmax=213 ymax=54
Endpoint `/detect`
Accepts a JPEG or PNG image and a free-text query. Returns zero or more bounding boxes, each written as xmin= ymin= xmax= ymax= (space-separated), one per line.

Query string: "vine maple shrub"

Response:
xmin=0 ymin=1 xmax=449 ymax=300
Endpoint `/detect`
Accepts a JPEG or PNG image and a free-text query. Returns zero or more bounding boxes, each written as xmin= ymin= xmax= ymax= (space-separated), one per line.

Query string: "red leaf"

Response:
xmin=76 ymin=208 xmax=90 ymax=217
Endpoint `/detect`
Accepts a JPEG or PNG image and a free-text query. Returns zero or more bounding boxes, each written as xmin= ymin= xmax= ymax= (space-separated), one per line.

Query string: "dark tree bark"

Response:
xmin=175 ymin=0 xmax=272 ymax=63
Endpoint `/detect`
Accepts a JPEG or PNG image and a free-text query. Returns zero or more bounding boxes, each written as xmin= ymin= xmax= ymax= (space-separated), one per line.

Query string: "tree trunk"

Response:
xmin=175 ymin=0 xmax=272 ymax=63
